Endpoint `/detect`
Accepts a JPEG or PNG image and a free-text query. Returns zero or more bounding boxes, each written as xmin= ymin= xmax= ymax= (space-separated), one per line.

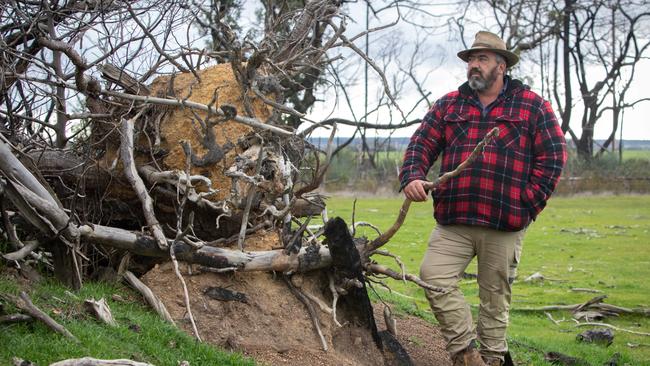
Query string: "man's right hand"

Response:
xmin=403 ymin=179 xmax=430 ymax=202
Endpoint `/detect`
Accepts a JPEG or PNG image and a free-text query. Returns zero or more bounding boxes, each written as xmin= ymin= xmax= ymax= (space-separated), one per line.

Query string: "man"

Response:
xmin=399 ymin=31 xmax=567 ymax=366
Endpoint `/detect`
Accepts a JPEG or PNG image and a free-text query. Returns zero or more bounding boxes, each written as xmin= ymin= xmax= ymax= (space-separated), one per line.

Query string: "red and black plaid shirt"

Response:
xmin=400 ymin=77 xmax=567 ymax=231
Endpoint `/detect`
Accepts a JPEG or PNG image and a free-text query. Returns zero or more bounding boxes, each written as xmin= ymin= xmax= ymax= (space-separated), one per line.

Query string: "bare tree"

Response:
xmin=454 ymin=0 xmax=650 ymax=160
xmin=0 ymin=0 xmax=463 ymax=347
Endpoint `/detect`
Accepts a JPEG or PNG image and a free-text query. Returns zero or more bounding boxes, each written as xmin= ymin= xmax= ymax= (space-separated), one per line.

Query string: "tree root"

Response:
xmin=122 ymin=271 xmax=174 ymax=324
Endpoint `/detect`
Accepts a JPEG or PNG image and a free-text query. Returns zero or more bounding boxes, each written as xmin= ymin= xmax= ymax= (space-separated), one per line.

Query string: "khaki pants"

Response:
xmin=420 ymin=224 xmax=524 ymax=359
xmin=509 ymin=229 xmax=526 ymax=283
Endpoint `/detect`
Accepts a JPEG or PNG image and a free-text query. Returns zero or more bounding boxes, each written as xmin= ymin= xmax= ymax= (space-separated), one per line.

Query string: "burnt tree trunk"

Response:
xmin=324 ymin=217 xmax=382 ymax=349
xmin=46 ymin=239 xmax=82 ymax=290
xmin=324 ymin=217 xmax=414 ymax=366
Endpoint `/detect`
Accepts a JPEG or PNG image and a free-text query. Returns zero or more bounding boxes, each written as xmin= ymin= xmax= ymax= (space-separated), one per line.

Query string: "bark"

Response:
xmin=78 ymin=224 xmax=332 ymax=273
xmin=0 ymin=313 xmax=32 ymax=324
xmin=46 ymin=239 xmax=82 ymax=290
xmin=1 ymin=138 xmax=82 ymax=288
xmin=0 ymin=139 xmax=55 ymax=203
xmin=324 ymin=217 xmax=382 ymax=349
xmin=120 ymin=117 xmax=167 ymax=249
xmin=84 ymin=298 xmax=117 ymax=326
xmin=28 ymin=149 xmax=114 ymax=191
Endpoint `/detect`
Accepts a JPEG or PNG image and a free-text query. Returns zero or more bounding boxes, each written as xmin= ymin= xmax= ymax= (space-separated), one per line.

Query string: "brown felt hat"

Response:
xmin=457 ymin=31 xmax=519 ymax=67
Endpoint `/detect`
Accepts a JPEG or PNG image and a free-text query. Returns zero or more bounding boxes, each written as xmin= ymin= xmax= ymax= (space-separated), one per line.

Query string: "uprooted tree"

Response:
xmin=0 ymin=0 xmax=498 ymax=362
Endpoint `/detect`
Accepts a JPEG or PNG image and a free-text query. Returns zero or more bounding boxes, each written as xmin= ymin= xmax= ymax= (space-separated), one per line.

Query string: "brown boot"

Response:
xmin=482 ymin=357 xmax=502 ymax=366
xmin=452 ymin=345 xmax=487 ymax=366
xmin=483 ymin=350 xmax=515 ymax=366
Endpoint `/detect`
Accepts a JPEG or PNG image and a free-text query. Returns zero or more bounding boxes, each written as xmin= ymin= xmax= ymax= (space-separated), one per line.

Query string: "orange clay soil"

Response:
xmin=98 ymin=63 xmax=274 ymax=201
xmin=149 ymin=63 xmax=274 ymax=201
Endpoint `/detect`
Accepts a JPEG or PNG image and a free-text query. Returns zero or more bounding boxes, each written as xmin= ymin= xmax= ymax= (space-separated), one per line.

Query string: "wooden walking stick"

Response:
xmin=366 ymin=127 xmax=500 ymax=254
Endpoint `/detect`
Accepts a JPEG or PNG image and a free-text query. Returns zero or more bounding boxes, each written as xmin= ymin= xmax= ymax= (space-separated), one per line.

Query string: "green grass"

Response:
xmin=0 ymin=276 xmax=254 ymax=366
xmin=621 ymin=149 xmax=650 ymax=161
xmin=327 ymin=195 xmax=650 ymax=365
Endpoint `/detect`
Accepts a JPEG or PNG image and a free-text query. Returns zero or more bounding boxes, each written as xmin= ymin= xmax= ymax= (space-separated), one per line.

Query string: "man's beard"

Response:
xmin=468 ymin=66 xmax=499 ymax=92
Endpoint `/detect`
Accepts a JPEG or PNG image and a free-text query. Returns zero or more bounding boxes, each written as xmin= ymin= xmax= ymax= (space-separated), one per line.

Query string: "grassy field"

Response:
xmin=327 ymin=195 xmax=650 ymax=365
xmin=619 ymin=149 xmax=650 ymax=161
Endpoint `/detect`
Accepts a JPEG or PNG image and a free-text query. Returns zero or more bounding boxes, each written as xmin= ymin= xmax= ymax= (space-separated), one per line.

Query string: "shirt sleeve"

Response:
xmin=398 ymin=101 xmax=446 ymax=191
xmin=521 ymin=100 xmax=567 ymax=217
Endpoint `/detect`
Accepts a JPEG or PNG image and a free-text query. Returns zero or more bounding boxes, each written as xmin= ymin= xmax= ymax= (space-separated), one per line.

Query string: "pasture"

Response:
xmin=327 ymin=195 xmax=650 ymax=365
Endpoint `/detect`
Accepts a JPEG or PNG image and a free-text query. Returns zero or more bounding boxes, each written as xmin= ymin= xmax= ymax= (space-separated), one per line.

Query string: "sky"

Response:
xmin=294 ymin=2 xmax=650 ymax=141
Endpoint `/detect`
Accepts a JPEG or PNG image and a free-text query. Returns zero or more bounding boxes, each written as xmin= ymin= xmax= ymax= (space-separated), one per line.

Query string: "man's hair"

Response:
xmin=494 ymin=53 xmax=507 ymax=66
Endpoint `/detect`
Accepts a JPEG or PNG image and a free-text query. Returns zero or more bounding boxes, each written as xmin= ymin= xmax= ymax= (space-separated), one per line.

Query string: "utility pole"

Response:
xmin=612 ymin=3 xmax=623 ymax=163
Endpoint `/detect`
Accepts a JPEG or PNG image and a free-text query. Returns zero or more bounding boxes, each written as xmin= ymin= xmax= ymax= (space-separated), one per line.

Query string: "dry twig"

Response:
xmin=368 ymin=263 xmax=446 ymax=293
xmin=169 ymin=147 xmax=202 ymax=341
xmin=169 ymin=244 xmax=202 ymax=341
xmin=0 ymin=313 xmax=32 ymax=324
xmin=120 ymin=116 xmax=168 ymax=250
xmin=12 ymin=291 xmax=78 ymax=342
xmin=284 ymin=276 xmax=328 ymax=351
xmin=123 ymin=271 xmax=174 ymax=324
xmin=238 ymin=139 xmax=265 ymax=251
xmin=328 ymin=272 xmax=342 ymax=327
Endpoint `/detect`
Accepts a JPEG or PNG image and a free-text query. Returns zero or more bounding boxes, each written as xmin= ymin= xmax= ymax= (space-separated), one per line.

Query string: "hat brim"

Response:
xmin=457 ymin=47 xmax=519 ymax=68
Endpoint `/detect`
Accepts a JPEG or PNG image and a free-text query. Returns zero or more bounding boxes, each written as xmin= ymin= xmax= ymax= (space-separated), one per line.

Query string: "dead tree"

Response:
xmin=453 ymin=0 xmax=650 ymax=160
xmin=0 ymin=0 xmax=491 ymax=360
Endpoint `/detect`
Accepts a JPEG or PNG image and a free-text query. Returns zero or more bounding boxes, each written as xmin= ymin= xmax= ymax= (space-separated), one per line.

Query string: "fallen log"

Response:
xmin=49 ymin=358 xmax=155 ymax=366
xmin=512 ymin=295 xmax=650 ymax=317
xmin=78 ymin=224 xmax=332 ymax=273
xmin=4 ymin=143 xmax=333 ymax=274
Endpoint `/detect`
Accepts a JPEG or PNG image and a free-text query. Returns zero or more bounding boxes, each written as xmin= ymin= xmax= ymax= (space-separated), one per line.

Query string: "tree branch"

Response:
xmin=120 ymin=117 xmax=168 ymax=250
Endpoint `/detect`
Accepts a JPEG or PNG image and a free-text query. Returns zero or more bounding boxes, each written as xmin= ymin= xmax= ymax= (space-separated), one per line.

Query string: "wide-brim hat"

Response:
xmin=457 ymin=31 xmax=519 ymax=68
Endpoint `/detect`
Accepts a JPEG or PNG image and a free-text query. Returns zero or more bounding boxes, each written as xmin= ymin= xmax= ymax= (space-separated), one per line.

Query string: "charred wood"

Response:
xmin=324 ymin=217 xmax=382 ymax=350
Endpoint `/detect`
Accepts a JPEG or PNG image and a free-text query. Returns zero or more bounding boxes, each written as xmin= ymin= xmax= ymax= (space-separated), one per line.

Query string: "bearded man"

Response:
xmin=399 ymin=31 xmax=567 ymax=366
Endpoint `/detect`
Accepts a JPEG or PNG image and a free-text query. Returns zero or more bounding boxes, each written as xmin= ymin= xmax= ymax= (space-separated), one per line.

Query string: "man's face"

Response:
xmin=466 ymin=51 xmax=502 ymax=92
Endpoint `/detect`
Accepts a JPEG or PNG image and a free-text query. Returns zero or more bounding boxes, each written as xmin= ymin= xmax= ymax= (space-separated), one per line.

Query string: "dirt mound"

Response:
xmin=151 ymin=63 xmax=274 ymax=201
xmin=141 ymin=231 xmax=451 ymax=366
xmin=97 ymin=63 xmax=276 ymax=202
